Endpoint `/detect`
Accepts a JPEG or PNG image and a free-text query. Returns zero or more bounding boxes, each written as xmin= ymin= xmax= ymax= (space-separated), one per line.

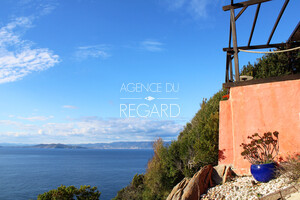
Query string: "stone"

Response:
xmin=286 ymin=191 xmax=300 ymax=200
xmin=181 ymin=165 xmax=214 ymax=200
xmin=222 ymin=165 xmax=235 ymax=184
xmin=166 ymin=165 xmax=215 ymax=200
xmin=166 ymin=178 xmax=190 ymax=200
xmin=212 ymin=164 xmax=227 ymax=185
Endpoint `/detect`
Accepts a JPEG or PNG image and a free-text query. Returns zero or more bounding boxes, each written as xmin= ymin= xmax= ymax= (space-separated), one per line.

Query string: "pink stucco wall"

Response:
xmin=219 ymin=79 xmax=300 ymax=175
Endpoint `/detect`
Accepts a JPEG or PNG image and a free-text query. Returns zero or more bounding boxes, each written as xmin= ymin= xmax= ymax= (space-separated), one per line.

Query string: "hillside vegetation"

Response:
xmin=114 ymin=47 xmax=300 ymax=200
xmin=240 ymin=46 xmax=299 ymax=78
xmin=114 ymin=89 xmax=226 ymax=200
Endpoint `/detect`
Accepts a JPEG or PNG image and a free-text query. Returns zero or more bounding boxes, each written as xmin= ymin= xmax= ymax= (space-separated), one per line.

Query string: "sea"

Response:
xmin=0 ymin=148 xmax=153 ymax=200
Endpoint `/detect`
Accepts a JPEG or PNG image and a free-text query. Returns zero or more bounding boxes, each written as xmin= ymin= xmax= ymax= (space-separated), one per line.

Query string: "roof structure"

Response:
xmin=223 ymin=0 xmax=300 ymax=85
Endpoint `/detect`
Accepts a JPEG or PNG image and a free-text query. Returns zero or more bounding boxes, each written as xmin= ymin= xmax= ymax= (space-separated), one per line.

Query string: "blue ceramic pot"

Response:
xmin=250 ymin=163 xmax=276 ymax=182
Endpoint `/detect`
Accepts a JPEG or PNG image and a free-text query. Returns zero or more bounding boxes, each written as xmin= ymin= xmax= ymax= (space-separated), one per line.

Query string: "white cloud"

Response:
xmin=63 ymin=105 xmax=78 ymax=109
xmin=0 ymin=120 xmax=37 ymax=133
xmin=17 ymin=115 xmax=54 ymax=121
xmin=17 ymin=0 xmax=58 ymax=17
xmin=0 ymin=117 xmax=183 ymax=142
xmin=0 ymin=17 xmax=60 ymax=84
xmin=74 ymin=45 xmax=111 ymax=60
xmin=39 ymin=3 xmax=58 ymax=16
xmin=141 ymin=40 xmax=164 ymax=52
xmin=162 ymin=0 xmax=221 ymax=19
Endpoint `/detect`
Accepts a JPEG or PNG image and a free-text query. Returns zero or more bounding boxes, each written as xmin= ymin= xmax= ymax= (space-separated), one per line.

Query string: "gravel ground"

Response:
xmin=202 ymin=175 xmax=293 ymax=200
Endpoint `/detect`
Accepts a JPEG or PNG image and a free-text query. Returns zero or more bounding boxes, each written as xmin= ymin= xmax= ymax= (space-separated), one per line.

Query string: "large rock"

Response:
xmin=166 ymin=178 xmax=190 ymax=200
xmin=181 ymin=165 xmax=214 ymax=200
xmin=166 ymin=165 xmax=214 ymax=200
xmin=167 ymin=165 xmax=236 ymax=200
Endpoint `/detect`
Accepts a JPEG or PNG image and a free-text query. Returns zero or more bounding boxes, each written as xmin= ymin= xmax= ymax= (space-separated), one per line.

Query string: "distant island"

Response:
xmin=0 ymin=141 xmax=171 ymax=149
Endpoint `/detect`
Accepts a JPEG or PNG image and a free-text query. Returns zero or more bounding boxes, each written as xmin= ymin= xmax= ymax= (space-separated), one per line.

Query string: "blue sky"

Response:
xmin=0 ymin=0 xmax=299 ymax=144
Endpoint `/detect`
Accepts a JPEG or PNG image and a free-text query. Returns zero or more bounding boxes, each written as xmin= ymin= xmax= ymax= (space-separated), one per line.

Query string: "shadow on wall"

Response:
xmin=218 ymin=149 xmax=226 ymax=161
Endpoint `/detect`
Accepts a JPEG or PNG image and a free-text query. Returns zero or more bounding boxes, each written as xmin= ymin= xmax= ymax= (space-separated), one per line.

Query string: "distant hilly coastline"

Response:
xmin=0 ymin=141 xmax=171 ymax=149
xmin=79 ymin=141 xmax=172 ymax=149
xmin=79 ymin=142 xmax=158 ymax=149
xmin=27 ymin=144 xmax=86 ymax=149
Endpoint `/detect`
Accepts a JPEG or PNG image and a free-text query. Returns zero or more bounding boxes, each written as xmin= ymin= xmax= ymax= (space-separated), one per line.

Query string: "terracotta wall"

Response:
xmin=219 ymin=79 xmax=300 ymax=175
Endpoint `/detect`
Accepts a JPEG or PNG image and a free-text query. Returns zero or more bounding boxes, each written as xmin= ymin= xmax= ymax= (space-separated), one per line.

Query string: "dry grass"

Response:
xmin=278 ymin=154 xmax=300 ymax=183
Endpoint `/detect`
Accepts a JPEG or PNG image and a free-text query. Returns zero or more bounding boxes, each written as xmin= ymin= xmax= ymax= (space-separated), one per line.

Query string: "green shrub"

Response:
xmin=37 ymin=185 xmax=101 ymax=200
xmin=241 ymin=47 xmax=300 ymax=79
xmin=177 ymin=89 xmax=227 ymax=177
xmin=113 ymin=174 xmax=145 ymax=200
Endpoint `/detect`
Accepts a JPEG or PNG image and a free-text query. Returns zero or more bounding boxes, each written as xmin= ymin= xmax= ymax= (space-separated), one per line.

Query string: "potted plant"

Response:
xmin=240 ymin=131 xmax=279 ymax=182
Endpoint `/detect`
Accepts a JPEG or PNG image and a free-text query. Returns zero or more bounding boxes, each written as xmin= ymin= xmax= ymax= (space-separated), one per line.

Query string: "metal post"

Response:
xmin=230 ymin=8 xmax=240 ymax=81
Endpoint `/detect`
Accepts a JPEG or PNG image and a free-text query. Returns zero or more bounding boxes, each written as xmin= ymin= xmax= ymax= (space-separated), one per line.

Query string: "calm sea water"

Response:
xmin=0 ymin=148 xmax=153 ymax=200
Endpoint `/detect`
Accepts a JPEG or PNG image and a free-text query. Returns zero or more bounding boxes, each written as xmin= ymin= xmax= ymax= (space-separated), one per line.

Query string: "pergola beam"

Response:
xmin=223 ymin=41 xmax=300 ymax=52
xmin=223 ymin=0 xmax=271 ymax=11
xmin=235 ymin=6 xmax=248 ymax=21
xmin=288 ymin=22 xmax=300 ymax=42
xmin=248 ymin=3 xmax=261 ymax=46
xmin=267 ymin=0 xmax=289 ymax=45
xmin=223 ymin=0 xmax=298 ymax=84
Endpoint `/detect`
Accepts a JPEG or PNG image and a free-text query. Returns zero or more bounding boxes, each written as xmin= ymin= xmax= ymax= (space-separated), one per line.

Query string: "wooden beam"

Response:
xmin=230 ymin=8 xmax=240 ymax=82
xmin=225 ymin=55 xmax=229 ymax=82
xmin=248 ymin=3 xmax=261 ymax=46
xmin=229 ymin=56 xmax=233 ymax=81
xmin=223 ymin=0 xmax=271 ymax=11
xmin=223 ymin=41 xmax=300 ymax=51
xmin=288 ymin=21 xmax=300 ymax=42
xmin=267 ymin=0 xmax=289 ymax=45
xmin=228 ymin=21 xmax=232 ymax=48
xmin=223 ymin=73 xmax=300 ymax=88
xmin=235 ymin=6 xmax=248 ymax=21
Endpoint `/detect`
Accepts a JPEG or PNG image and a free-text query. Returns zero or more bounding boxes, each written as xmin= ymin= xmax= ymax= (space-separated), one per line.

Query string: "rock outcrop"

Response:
xmin=166 ymin=165 xmax=214 ymax=200
xmin=167 ymin=165 xmax=235 ymax=200
xmin=166 ymin=178 xmax=190 ymax=200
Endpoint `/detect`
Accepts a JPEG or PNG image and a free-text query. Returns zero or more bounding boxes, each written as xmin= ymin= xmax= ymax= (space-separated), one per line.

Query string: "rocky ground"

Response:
xmin=201 ymin=174 xmax=295 ymax=200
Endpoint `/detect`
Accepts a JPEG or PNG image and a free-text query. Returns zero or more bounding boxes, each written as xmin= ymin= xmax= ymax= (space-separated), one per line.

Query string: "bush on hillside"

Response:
xmin=241 ymin=47 xmax=300 ymax=78
xmin=37 ymin=185 xmax=101 ymax=200
xmin=113 ymin=174 xmax=145 ymax=200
